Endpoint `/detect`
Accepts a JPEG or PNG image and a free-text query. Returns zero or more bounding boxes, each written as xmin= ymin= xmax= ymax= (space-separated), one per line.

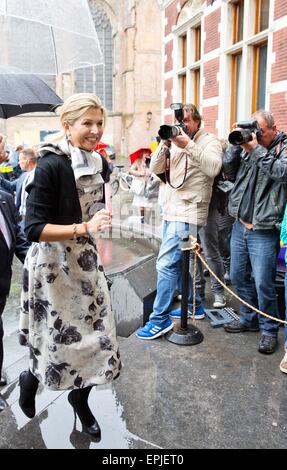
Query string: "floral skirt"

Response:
xmin=19 ymin=237 xmax=121 ymax=390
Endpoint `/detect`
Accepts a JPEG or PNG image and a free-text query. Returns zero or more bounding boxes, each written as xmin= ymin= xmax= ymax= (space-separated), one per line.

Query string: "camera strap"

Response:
xmin=164 ymin=149 xmax=188 ymax=189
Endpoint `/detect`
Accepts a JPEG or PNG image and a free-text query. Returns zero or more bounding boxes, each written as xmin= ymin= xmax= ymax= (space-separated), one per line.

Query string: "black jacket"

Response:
xmin=25 ymin=152 xmax=109 ymax=242
xmin=223 ymin=132 xmax=287 ymax=230
xmin=0 ymin=190 xmax=29 ymax=297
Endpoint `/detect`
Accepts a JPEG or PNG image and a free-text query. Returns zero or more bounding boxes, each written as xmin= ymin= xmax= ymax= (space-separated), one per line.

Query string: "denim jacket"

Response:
xmin=223 ymin=132 xmax=287 ymax=230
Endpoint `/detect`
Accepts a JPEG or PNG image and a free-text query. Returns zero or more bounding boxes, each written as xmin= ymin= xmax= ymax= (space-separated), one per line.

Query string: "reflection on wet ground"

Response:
xmin=0 ymin=238 xmax=161 ymax=449
xmin=97 ymin=237 xmax=156 ymax=275
xmin=1 ymin=233 xmax=287 ymax=448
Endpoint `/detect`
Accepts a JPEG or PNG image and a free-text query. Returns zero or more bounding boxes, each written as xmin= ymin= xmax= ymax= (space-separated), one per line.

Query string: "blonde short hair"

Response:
xmin=49 ymin=93 xmax=107 ymax=144
xmin=59 ymin=93 xmax=107 ymax=128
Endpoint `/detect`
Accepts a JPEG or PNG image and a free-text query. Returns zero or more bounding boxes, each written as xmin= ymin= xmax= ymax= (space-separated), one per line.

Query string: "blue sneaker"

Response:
xmin=136 ymin=318 xmax=174 ymax=340
xmin=169 ymin=305 xmax=205 ymax=320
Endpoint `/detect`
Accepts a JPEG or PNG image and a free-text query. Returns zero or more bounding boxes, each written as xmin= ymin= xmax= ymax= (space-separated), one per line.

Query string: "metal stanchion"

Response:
xmin=166 ymin=236 xmax=204 ymax=346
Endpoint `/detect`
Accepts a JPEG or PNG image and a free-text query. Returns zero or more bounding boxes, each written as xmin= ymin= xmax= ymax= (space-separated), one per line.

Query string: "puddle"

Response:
xmin=27 ymin=385 xmax=138 ymax=449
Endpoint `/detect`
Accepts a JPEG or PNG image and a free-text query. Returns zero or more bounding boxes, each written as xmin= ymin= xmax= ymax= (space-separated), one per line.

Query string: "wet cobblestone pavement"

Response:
xmin=0 ymin=246 xmax=286 ymax=449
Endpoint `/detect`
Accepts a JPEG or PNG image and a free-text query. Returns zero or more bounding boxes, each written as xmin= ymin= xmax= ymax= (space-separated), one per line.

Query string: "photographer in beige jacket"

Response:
xmin=136 ymin=104 xmax=223 ymax=340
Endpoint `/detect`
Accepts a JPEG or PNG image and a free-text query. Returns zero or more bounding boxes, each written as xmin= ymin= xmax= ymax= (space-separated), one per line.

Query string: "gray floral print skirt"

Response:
xmin=19 ymin=237 xmax=121 ymax=390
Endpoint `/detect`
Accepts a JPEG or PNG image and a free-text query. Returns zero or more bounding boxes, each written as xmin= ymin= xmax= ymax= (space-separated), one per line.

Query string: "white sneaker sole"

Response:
xmin=279 ymin=352 xmax=287 ymax=374
xmin=136 ymin=322 xmax=174 ymax=340
xmin=213 ymin=302 xmax=226 ymax=308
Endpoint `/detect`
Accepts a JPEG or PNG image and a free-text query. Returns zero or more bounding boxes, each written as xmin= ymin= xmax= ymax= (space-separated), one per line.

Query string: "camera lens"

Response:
xmin=228 ymin=129 xmax=253 ymax=145
xmin=158 ymin=125 xmax=173 ymax=140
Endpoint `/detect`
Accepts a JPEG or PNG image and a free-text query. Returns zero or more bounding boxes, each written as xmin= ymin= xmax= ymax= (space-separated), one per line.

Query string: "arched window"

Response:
xmin=75 ymin=1 xmax=113 ymax=111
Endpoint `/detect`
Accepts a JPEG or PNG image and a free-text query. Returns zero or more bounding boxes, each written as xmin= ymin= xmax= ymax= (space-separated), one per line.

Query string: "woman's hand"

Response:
xmin=88 ymin=209 xmax=112 ymax=234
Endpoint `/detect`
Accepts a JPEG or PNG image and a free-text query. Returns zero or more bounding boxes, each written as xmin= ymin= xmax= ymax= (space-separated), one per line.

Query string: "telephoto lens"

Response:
xmin=228 ymin=128 xmax=253 ymax=145
xmin=158 ymin=125 xmax=181 ymax=140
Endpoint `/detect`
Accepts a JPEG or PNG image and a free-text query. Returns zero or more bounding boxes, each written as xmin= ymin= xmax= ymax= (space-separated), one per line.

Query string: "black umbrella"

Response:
xmin=0 ymin=68 xmax=63 ymax=119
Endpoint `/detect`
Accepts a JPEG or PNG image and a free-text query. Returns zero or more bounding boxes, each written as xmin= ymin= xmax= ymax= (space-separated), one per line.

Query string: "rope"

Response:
xmin=189 ymin=235 xmax=287 ymax=326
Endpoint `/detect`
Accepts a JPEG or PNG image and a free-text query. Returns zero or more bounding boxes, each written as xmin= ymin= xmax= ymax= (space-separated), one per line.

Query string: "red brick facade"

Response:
xmin=163 ymin=0 xmax=287 ymax=134
xmin=274 ymin=0 xmax=287 ymax=21
xmin=204 ymin=9 xmax=221 ymax=54
xmin=164 ymin=40 xmax=173 ymax=74
xmin=271 ymin=28 xmax=287 ymax=83
xmin=164 ymin=77 xmax=173 ymax=109
xmin=202 ymin=105 xmax=218 ymax=135
xmin=270 ymin=93 xmax=287 ymax=131
xmin=203 ymin=58 xmax=219 ymax=99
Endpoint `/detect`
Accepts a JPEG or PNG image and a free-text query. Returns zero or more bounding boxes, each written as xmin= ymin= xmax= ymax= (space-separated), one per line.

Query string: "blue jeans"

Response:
xmin=230 ymin=220 xmax=280 ymax=337
xmin=149 ymin=221 xmax=202 ymax=325
xmin=284 ymin=275 xmax=287 ymax=348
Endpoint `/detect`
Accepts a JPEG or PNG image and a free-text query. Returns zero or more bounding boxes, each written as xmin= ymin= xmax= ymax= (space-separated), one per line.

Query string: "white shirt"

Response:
xmin=19 ymin=169 xmax=35 ymax=217
xmin=0 ymin=207 xmax=11 ymax=249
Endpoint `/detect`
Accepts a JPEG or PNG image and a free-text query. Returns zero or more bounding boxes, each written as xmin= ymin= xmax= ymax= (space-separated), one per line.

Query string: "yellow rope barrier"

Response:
xmin=189 ymin=235 xmax=287 ymax=326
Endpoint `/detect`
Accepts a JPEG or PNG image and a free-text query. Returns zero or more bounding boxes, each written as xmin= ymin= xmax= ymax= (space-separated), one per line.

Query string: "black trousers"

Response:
xmin=0 ymin=296 xmax=7 ymax=377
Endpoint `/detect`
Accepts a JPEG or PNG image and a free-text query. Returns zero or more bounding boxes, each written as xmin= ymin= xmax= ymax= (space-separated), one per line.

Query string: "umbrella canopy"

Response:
xmin=129 ymin=148 xmax=151 ymax=165
xmin=0 ymin=0 xmax=103 ymax=75
xmin=0 ymin=67 xmax=63 ymax=118
xmin=95 ymin=142 xmax=108 ymax=151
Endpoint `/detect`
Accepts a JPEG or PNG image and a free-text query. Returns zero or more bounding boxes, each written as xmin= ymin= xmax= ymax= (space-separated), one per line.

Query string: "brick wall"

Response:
xmin=203 ymin=58 xmax=219 ymax=99
xmin=164 ymin=77 xmax=173 ymax=109
xmin=202 ymin=105 xmax=218 ymax=135
xmin=165 ymin=1 xmax=178 ymax=36
xmin=204 ymin=8 xmax=221 ymax=54
xmin=164 ymin=40 xmax=173 ymax=74
xmin=271 ymin=28 xmax=287 ymax=83
xmin=165 ymin=0 xmax=190 ymax=36
xmin=274 ymin=0 xmax=287 ymax=20
xmin=270 ymin=93 xmax=287 ymax=132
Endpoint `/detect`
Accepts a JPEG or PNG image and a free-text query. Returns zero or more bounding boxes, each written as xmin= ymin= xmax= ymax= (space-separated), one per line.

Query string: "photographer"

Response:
xmin=136 ymin=104 xmax=223 ymax=340
xmin=223 ymin=110 xmax=287 ymax=355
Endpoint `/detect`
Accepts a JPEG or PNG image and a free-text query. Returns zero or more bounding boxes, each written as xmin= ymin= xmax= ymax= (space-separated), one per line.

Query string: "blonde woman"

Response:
xmin=18 ymin=93 xmax=121 ymax=439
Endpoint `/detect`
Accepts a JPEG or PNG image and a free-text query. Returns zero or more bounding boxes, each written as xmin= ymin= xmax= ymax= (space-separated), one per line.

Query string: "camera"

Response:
xmin=158 ymin=103 xmax=189 ymax=140
xmin=228 ymin=120 xmax=262 ymax=145
xmin=158 ymin=122 xmax=188 ymax=140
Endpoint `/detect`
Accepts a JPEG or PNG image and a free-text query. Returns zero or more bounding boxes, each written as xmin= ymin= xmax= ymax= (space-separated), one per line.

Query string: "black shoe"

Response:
xmin=0 ymin=393 xmax=8 ymax=412
xmin=258 ymin=335 xmax=278 ymax=355
xmin=68 ymin=389 xmax=101 ymax=440
xmin=18 ymin=370 xmax=39 ymax=419
xmin=224 ymin=320 xmax=259 ymax=333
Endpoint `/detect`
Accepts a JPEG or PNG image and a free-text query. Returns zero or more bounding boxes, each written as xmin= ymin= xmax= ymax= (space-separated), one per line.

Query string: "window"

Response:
xmin=255 ymin=0 xmax=270 ymax=34
xmin=175 ymin=23 xmax=202 ymax=109
xmin=225 ymin=0 xmax=270 ymax=131
xmin=230 ymin=53 xmax=244 ymax=124
xmin=252 ymin=43 xmax=267 ymax=111
xmin=194 ymin=26 xmax=201 ymax=62
xmin=179 ymin=74 xmax=186 ymax=103
xmin=232 ymin=0 xmax=244 ymax=44
xmin=194 ymin=69 xmax=200 ymax=109
xmin=181 ymin=34 xmax=187 ymax=68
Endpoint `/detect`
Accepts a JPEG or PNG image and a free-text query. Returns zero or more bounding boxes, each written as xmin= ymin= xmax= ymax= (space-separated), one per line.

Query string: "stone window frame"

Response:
xmin=221 ymin=0 xmax=271 ymax=131
xmin=172 ymin=10 xmax=203 ymax=111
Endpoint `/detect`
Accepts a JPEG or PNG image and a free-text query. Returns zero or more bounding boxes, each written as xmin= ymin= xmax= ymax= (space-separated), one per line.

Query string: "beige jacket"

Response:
xmin=150 ymin=129 xmax=222 ymax=226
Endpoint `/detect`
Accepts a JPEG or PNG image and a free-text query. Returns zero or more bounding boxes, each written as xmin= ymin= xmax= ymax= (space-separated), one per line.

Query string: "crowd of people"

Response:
xmin=136 ymin=105 xmax=287 ymax=378
xmin=0 ymin=94 xmax=287 ymax=438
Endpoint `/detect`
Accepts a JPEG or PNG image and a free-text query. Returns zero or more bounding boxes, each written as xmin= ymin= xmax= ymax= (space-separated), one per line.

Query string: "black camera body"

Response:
xmin=228 ymin=120 xmax=262 ymax=146
xmin=158 ymin=122 xmax=188 ymax=140
xmin=158 ymin=103 xmax=189 ymax=140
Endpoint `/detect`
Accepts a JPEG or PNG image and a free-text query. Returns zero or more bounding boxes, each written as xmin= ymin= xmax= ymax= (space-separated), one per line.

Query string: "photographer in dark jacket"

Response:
xmin=223 ymin=110 xmax=287 ymax=354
